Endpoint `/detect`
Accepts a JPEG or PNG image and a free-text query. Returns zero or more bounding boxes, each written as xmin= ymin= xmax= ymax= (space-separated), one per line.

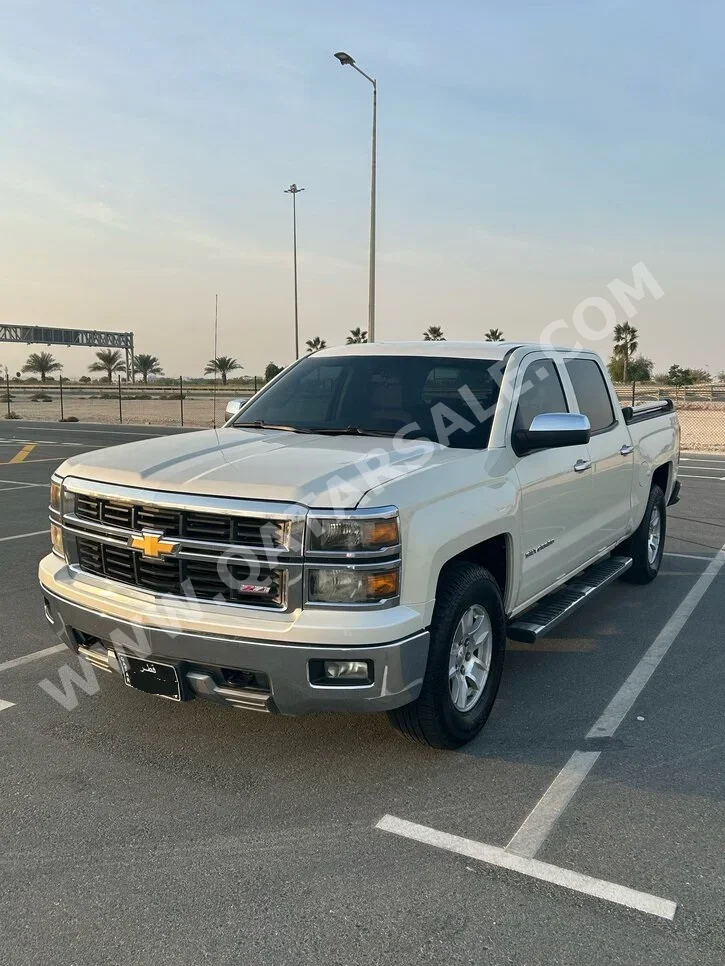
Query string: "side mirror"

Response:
xmin=224 ymin=399 xmax=245 ymax=423
xmin=516 ymin=412 xmax=590 ymax=455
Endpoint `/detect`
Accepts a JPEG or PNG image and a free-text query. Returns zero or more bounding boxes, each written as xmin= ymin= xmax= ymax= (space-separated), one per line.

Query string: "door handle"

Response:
xmin=620 ymin=444 xmax=634 ymax=456
xmin=574 ymin=459 xmax=592 ymax=473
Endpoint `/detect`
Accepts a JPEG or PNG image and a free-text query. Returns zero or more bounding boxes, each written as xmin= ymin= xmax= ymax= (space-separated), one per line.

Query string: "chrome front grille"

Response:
xmin=75 ymin=494 xmax=286 ymax=548
xmin=75 ymin=536 xmax=284 ymax=606
xmin=63 ymin=479 xmax=305 ymax=612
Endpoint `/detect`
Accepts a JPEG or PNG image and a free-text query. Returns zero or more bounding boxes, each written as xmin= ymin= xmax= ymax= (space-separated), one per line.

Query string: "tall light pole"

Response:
xmin=284 ymin=183 xmax=305 ymax=359
xmin=334 ymin=51 xmax=377 ymax=342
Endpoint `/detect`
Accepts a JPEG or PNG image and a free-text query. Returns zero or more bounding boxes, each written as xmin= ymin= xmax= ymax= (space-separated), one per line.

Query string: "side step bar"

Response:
xmin=507 ymin=555 xmax=632 ymax=644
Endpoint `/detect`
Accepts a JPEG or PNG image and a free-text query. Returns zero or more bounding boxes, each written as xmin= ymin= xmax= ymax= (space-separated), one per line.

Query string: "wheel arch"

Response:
xmin=435 ymin=533 xmax=511 ymax=610
xmin=652 ymin=461 xmax=672 ymax=500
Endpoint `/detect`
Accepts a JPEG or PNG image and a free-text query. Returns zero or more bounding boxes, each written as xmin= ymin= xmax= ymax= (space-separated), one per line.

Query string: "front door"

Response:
xmin=512 ymin=356 xmax=594 ymax=609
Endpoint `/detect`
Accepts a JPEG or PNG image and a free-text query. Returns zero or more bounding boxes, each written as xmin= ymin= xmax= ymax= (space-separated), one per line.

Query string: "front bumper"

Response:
xmin=41 ymin=586 xmax=429 ymax=715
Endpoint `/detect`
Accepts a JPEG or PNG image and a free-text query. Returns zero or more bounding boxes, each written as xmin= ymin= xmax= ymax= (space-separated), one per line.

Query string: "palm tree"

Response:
xmin=612 ymin=322 xmax=639 ymax=383
xmin=346 ymin=327 xmax=368 ymax=344
xmin=265 ymin=361 xmax=283 ymax=382
xmin=484 ymin=328 xmax=505 ymax=342
xmin=305 ymin=337 xmax=327 ymax=353
xmin=89 ymin=349 xmax=126 ymax=383
xmin=133 ymin=353 xmax=164 ymax=384
xmin=22 ymin=352 xmax=63 ymax=383
xmin=423 ymin=325 xmax=445 ymax=342
xmin=204 ymin=356 xmax=242 ymax=385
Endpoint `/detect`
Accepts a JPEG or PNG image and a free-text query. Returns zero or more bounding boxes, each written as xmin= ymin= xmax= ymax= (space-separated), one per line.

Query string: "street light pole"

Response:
xmin=334 ymin=51 xmax=377 ymax=342
xmin=284 ymin=183 xmax=305 ymax=359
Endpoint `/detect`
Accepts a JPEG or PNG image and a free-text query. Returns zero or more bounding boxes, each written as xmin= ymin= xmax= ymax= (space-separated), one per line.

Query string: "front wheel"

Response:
xmin=387 ymin=563 xmax=506 ymax=749
xmin=620 ymin=484 xmax=666 ymax=584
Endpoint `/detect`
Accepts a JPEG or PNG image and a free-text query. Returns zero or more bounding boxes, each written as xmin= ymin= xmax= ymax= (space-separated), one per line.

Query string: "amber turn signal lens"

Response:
xmin=50 ymin=522 xmax=65 ymax=558
xmin=50 ymin=479 xmax=62 ymax=513
xmin=367 ymin=519 xmax=399 ymax=549
xmin=365 ymin=569 xmax=399 ymax=599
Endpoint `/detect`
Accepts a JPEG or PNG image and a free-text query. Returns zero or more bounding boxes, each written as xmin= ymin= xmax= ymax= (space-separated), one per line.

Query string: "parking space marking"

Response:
xmin=664 ymin=551 xmax=716 ymax=561
xmin=679 ymin=474 xmax=725 ymax=481
xmin=0 ymin=427 xmax=164 ymax=439
xmin=0 ymin=699 xmax=16 ymax=712
xmin=0 ymin=478 xmax=47 ymax=487
xmin=681 ymin=457 xmax=725 ymax=464
xmin=587 ymin=543 xmax=725 ymax=739
xmin=0 ymin=529 xmax=49 ymax=543
xmin=506 ymin=751 xmax=601 ymax=858
xmin=0 ymin=438 xmax=96 ymax=448
xmin=8 ymin=444 xmax=35 ymax=463
xmin=0 ymin=644 xmax=66 ymax=674
xmin=0 ymin=485 xmax=47 ymax=494
xmin=377 ymin=815 xmax=677 ymax=920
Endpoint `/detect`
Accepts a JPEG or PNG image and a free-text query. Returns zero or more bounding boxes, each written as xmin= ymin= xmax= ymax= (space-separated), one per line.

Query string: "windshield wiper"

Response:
xmin=305 ymin=426 xmax=400 ymax=438
xmin=233 ymin=421 xmax=315 ymax=434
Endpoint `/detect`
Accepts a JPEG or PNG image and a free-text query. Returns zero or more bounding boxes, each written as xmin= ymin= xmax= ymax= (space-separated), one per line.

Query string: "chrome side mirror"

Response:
xmin=224 ymin=399 xmax=245 ymax=423
xmin=516 ymin=412 xmax=591 ymax=455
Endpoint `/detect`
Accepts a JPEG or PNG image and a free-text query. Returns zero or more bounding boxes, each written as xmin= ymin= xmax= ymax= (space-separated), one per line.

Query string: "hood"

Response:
xmin=58 ymin=427 xmax=470 ymax=508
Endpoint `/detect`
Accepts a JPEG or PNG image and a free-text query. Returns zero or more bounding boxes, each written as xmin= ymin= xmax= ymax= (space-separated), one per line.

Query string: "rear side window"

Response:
xmin=513 ymin=359 xmax=568 ymax=441
xmin=565 ymin=359 xmax=616 ymax=433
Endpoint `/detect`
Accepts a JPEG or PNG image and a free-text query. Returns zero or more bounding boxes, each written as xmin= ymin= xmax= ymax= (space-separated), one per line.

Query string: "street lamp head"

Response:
xmin=334 ymin=51 xmax=355 ymax=66
xmin=285 ymin=184 xmax=305 ymax=194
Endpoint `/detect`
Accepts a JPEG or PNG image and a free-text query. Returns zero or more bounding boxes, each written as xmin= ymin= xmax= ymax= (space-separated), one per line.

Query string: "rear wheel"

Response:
xmin=620 ymin=484 xmax=666 ymax=584
xmin=387 ymin=562 xmax=506 ymax=749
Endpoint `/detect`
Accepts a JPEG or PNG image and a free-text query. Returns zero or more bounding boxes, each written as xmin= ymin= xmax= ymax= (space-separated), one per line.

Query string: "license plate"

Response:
xmin=118 ymin=654 xmax=181 ymax=701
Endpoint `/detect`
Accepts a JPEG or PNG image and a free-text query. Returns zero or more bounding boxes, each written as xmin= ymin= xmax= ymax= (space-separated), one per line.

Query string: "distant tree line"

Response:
xmin=11 ymin=323 xmax=721 ymax=388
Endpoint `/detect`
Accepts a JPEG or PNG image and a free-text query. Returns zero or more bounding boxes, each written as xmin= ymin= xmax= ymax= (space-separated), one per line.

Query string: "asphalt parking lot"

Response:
xmin=1 ymin=421 xmax=723 ymax=965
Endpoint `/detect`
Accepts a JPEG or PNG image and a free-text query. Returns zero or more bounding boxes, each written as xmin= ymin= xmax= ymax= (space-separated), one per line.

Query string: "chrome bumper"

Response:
xmin=41 ymin=587 xmax=429 ymax=715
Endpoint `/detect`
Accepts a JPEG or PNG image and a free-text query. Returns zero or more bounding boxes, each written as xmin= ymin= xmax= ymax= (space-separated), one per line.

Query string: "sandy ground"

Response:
xmin=3 ymin=394 xmax=725 ymax=450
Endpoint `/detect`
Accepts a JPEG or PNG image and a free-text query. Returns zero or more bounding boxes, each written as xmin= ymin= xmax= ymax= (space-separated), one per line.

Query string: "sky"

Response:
xmin=1 ymin=0 xmax=723 ymax=379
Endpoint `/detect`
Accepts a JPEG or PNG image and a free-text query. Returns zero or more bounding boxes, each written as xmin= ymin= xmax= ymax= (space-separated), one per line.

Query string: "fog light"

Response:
xmin=324 ymin=660 xmax=369 ymax=680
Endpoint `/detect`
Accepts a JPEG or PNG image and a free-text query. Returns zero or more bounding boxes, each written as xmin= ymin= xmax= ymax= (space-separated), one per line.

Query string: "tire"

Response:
xmin=619 ymin=484 xmax=666 ymax=584
xmin=387 ymin=562 xmax=506 ymax=749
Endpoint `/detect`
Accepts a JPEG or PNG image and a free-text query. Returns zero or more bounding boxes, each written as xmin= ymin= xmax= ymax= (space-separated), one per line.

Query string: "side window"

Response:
xmin=513 ymin=359 xmax=568 ymax=447
xmin=565 ymin=359 xmax=616 ymax=433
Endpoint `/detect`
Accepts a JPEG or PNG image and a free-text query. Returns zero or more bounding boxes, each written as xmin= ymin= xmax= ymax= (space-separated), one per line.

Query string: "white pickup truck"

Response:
xmin=40 ymin=342 xmax=680 ymax=748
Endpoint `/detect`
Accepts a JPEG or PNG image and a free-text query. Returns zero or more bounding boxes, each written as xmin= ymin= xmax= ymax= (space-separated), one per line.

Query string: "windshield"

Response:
xmin=232 ymin=354 xmax=503 ymax=449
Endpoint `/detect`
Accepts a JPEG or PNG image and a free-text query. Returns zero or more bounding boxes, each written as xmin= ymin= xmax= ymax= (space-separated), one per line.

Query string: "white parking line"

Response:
xmin=506 ymin=751 xmax=601 ymax=858
xmin=376 ymin=815 xmax=677 ymax=920
xmin=679 ymin=474 xmax=725 ymax=480
xmin=681 ymin=457 xmax=725 ymax=464
xmin=664 ymin=551 xmax=716 ymax=561
xmin=587 ymin=543 xmax=725 ymax=738
xmin=0 ymin=485 xmax=45 ymax=494
xmin=0 ymin=479 xmax=47 ymax=487
xmin=0 ymin=428 xmax=166 ymax=440
xmin=0 ymin=529 xmax=49 ymax=543
xmin=0 ymin=699 xmax=16 ymax=712
xmin=0 ymin=644 xmax=66 ymax=673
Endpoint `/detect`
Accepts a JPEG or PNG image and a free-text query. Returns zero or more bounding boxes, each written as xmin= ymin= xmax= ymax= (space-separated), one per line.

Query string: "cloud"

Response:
xmin=171 ymin=224 xmax=357 ymax=273
xmin=10 ymin=174 xmax=126 ymax=229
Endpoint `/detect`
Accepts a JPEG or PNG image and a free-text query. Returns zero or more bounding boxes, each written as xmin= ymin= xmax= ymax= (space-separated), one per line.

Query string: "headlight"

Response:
xmin=307 ymin=567 xmax=399 ymax=604
xmin=50 ymin=522 xmax=65 ymax=558
xmin=50 ymin=476 xmax=62 ymax=515
xmin=307 ymin=510 xmax=399 ymax=553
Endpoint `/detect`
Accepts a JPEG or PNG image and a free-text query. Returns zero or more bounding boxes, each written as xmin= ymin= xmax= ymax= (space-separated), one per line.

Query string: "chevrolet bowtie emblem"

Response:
xmin=128 ymin=530 xmax=179 ymax=559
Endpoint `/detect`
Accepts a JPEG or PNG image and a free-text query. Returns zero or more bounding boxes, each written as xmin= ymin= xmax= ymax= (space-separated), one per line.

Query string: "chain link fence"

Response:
xmin=3 ymin=374 xmax=724 ymax=451
xmin=1 ymin=376 xmax=256 ymax=428
xmin=613 ymin=383 xmax=725 ymax=452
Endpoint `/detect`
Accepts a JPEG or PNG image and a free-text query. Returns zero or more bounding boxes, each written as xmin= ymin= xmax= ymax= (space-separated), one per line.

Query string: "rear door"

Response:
xmin=563 ymin=356 xmax=634 ymax=548
xmin=511 ymin=355 xmax=594 ymax=608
